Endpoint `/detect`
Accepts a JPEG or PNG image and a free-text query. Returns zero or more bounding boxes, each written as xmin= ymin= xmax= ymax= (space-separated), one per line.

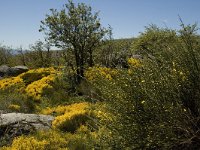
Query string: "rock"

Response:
xmin=0 ymin=113 xmax=54 ymax=130
xmin=0 ymin=65 xmax=10 ymax=77
xmin=0 ymin=65 xmax=28 ymax=77
xmin=0 ymin=113 xmax=54 ymax=146
xmin=9 ymin=66 xmax=29 ymax=76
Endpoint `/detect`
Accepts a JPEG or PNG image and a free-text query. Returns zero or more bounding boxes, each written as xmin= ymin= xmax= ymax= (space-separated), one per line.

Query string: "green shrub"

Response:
xmin=89 ymin=23 xmax=200 ymax=149
xmin=43 ymin=74 xmax=71 ymax=105
xmin=0 ymin=89 xmax=35 ymax=113
xmin=20 ymin=72 xmax=50 ymax=85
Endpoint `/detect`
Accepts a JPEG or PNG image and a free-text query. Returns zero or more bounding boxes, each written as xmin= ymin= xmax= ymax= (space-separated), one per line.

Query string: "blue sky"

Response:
xmin=0 ymin=0 xmax=200 ymax=49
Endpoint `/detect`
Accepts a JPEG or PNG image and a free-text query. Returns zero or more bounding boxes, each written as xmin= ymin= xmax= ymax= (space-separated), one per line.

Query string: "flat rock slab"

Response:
xmin=0 ymin=113 xmax=54 ymax=130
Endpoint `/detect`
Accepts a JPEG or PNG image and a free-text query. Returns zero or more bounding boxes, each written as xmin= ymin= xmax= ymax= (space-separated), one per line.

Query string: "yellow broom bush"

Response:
xmin=42 ymin=102 xmax=90 ymax=132
xmin=85 ymin=66 xmax=118 ymax=81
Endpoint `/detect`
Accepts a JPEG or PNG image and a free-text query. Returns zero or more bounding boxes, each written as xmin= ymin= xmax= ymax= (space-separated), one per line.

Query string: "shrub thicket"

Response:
xmin=86 ymin=23 xmax=200 ymax=149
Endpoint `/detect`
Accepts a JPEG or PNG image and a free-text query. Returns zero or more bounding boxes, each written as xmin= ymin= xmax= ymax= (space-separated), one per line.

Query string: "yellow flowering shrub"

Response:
xmin=1 ymin=136 xmax=48 ymax=150
xmin=19 ymin=67 xmax=58 ymax=85
xmin=41 ymin=105 xmax=68 ymax=115
xmin=65 ymin=128 xmax=98 ymax=149
xmin=0 ymin=76 xmax=25 ymax=91
xmin=127 ymin=58 xmax=142 ymax=75
xmin=41 ymin=102 xmax=89 ymax=115
xmin=42 ymin=102 xmax=90 ymax=132
xmin=21 ymin=68 xmax=60 ymax=101
xmin=0 ymin=67 xmax=61 ymax=101
xmin=52 ymin=108 xmax=89 ymax=132
xmin=1 ymin=130 xmax=69 ymax=150
xmin=85 ymin=66 xmax=118 ymax=81
xmin=76 ymin=125 xmax=90 ymax=134
xmin=127 ymin=58 xmax=141 ymax=68
xmin=35 ymin=130 xmax=68 ymax=149
xmin=92 ymin=103 xmax=115 ymax=124
xmin=19 ymin=67 xmax=57 ymax=78
xmin=25 ymin=74 xmax=56 ymax=101
xmin=171 ymin=62 xmax=187 ymax=81
xmin=8 ymin=104 xmax=21 ymax=111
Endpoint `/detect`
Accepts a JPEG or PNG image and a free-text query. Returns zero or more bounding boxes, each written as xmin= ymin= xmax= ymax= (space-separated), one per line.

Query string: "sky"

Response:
xmin=0 ymin=0 xmax=200 ymax=49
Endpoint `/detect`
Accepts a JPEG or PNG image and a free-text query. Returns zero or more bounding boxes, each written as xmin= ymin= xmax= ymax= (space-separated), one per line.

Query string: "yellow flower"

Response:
xmin=25 ymin=74 xmax=56 ymax=101
xmin=2 ymin=136 xmax=48 ymax=150
xmin=85 ymin=66 xmax=118 ymax=81
xmin=41 ymin=102 xmax=90 ymax=131
xmin=8 ymin=104 xmax=21 ymax=111
xmin=0 ymin=77 xmax=24 ymax=91
xmin=127 ymin=58 xmax=141 ymax=68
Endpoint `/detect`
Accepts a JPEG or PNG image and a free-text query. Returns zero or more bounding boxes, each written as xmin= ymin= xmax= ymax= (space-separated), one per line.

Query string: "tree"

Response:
xmin=43 ymin=42 xmax=52 ymax=67
xmin=0 ymin=45 xmax=13 ymax=66
xmin=132 ymin=24 xmax=178 ymax=63
xmin=96 ymin=38 xmax=133 ymax=68
xmin=29 ymin=41 xmax=45 ymax=68
xmin=29 ymin=40 xmax=52 ymax=68
xmin=100 ymin=25 xmax=114 ymax=67
xmin=17 ymin=46 xmax=27 ymax=66
xmin=39 ymin=0 xmax=108 ymax=84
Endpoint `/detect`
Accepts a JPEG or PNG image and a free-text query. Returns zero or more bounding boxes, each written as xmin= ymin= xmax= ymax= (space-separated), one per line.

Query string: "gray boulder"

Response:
xmin=9 ymin=66 xmax=29 ymax=76
xmin=0 ymin=113 xmax=54 ymax=130
xmin=0 ymin=65 xmax=28 ymax=77
xmin=0 ymin=65 xmax=10 ymax=77
xmin=0 ymin=113 xmax=54 ymax=146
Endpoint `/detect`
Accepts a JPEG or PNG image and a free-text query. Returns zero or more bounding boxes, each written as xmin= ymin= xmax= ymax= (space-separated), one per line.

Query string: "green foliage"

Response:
xmin=132 ymin=23 xmax=200 ymax=117
xmin=0 ymin=89 xmax=35 ymax=113
xmin=0 ymin=45 xmax=18 ymax=66
xmin=85 ymin=23 xmax=200 ymax=149
xmin=20 ymin=72 xmax=50 ymax=85
xmin=40 ymin=0 xmax=108 ymax=84
xmin=43 ymin=75 xmax=71 ymax=104
xmin=28 ymin=40 xmax=52 ymax=68
xmin=176 ymin=22 xmax=200 ymax=117
xmin=132 ymin=24 xmax=178 ymax=62
xmin=95 ymin=38 xmax=134 ymax=68
xmin=91 ymin=61 xmax=182 ymax=149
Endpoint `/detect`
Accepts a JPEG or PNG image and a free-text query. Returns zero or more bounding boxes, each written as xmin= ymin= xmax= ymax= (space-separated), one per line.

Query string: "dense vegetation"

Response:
xmin=1 ymin=0 xmax=200 ymax=149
